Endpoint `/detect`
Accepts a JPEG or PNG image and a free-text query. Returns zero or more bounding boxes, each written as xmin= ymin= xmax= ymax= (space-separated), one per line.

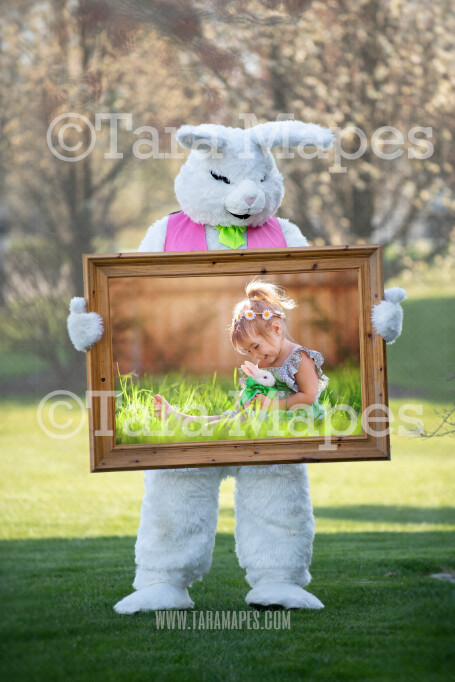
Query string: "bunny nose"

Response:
xmin=244 ymin=196 xmax=256 ymax=206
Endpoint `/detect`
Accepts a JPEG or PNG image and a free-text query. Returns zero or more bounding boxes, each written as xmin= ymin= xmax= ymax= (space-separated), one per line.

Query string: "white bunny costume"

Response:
xmin=68 ymin=121 xmax=406 ymax=612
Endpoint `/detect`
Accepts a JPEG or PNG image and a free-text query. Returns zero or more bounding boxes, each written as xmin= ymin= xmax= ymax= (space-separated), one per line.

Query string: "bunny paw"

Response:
xmin=67 ymin=297 xmax=104 ymax=351
xmin=371 ymin=288 xmax=407 ymax=344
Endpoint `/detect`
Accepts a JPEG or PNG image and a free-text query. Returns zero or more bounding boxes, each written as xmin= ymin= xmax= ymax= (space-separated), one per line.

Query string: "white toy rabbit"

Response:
xmin=67 ymin=120 xmax=406 ymax=612
xmin=236 ymin=360 xmax=290 ymax=414
xmin=241 ymin=359 xmax=277 ymax=392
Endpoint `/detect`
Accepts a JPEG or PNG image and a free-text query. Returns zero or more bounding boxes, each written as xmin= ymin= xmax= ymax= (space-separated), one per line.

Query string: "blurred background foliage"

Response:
xmin=0 ymin=0 xmax=454 ymax=388
xmin=0 ymin=7 xmax=453 ymax=674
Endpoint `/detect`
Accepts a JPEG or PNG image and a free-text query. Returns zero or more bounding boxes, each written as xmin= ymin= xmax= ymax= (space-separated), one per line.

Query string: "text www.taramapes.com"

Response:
xmin=155 ymin=610 xmax=291 ymax=630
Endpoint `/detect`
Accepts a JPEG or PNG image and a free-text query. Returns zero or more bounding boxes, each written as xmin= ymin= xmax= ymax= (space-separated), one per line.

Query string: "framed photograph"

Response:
xmin=84 ymin=245 xmax=389 ymax=472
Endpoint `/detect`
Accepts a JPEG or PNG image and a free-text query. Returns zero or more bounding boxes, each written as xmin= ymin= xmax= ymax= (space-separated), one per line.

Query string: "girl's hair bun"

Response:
xmin=245 ymin=279 xmax=296 ymax=310
xmin=229 ymin=279 xmax=297 ymax=351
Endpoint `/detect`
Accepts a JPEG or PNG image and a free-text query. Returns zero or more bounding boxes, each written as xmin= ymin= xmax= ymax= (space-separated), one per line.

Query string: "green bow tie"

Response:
xmin=240 ymin=376 xmax=289 ymax=407
xmin=215 ymin=224 xmax=247 ymax=249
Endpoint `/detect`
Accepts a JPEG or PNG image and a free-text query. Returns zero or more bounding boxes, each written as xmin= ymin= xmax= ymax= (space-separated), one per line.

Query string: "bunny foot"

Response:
xmin=246 ymin=582 xmax=324 ymax=610
xmin=114 ymin=584 xmax=194 ymax=614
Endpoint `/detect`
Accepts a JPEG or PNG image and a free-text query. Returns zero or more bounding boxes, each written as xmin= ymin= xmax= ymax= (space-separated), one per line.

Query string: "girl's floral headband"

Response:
xmin=234 ymin=309 xmax=284 ymax=323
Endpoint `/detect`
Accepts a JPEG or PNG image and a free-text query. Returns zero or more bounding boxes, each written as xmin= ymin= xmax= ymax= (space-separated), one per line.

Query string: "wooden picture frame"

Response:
xmin=84 ymin=245 xmax=389 ymax=472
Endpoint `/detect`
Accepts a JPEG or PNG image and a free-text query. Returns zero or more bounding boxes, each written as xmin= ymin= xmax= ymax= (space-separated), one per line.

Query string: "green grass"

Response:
xmin=385 ymin=243 xmax=455 ymax=301
xmin=385 ymin=297 xmax=455 ymax=403
xmin=0 ymin=399 xmax=454 ymax=681
xmin=384 ymin=262 xmax=455 ymax=404
xmin=114 ymin=364 xmax=362 ymax=444
xmin=0 ymin=267 xmax=454 ymax=680
xmin=0 ymin=350 xmax=49 ymax=380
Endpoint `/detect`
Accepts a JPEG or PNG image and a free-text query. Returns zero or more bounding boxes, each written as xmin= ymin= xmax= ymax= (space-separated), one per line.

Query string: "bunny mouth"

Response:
xmin=227 ymin=211 xmax=251 ymax=220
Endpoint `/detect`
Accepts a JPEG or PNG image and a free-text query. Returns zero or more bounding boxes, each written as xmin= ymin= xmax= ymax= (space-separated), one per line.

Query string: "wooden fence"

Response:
xmin=109 ymin=270 xmax=360 ymax=377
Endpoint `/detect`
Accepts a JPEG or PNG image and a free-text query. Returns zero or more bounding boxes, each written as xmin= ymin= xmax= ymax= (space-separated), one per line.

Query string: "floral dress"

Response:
xmin=238 ymin=344 xmax=329 ymax=421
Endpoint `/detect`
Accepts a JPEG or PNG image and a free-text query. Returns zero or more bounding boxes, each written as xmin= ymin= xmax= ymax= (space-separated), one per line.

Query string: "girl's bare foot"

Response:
xmin=153 ymin=394 xmax=178 ymax=421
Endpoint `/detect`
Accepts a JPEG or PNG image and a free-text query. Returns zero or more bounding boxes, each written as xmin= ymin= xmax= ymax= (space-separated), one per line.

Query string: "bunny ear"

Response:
xmin=176 ymin=125 xmax=227 ymax=153
xmin=248 ymin=121 xmax=334 ymax=151
xmin=240 ymin=364 xmax=252 ymax=377
xmin=244 ymin=360 xmax=259 ymax=371
xmin=241 ymin=362 xmax=257 ymax=377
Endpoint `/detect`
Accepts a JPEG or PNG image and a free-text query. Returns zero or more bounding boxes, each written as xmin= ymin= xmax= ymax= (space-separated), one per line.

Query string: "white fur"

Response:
xmin=246 ymin=582 xmax=324 ymax=609
xmin=371 ymin=299 xmax=404 ymax=344
xmin=66 ymin=120 xmax=406 ymax=614
xmin=69 ymin=297 xmax=88 ymax=315
xmin=176 ymin=121 xmax=334 ymax=154
xmin=174 ymin=122 xmax=331 ymax=229
xmin=138 ymin=215 xmax=169 ymax=252
xmin=234 ymin=463 xmax=315 ymax=586
xmin=249 ymin=120 xmax=334 ymax=152
xmin=371 ymin=286 xmax=408 ymax=344
xmin=241 ymin=361 xmax=276 ymax=387
xmin=129 ymin=462 xmax=317 ymax=610
xmin=133 ymin=467 xmax=224 ymax=591
xmin=114 ymin=583 xmax=194 ymax=613
xmin=277 ymin=217 xmax=309 ymax=247
xmin=67 ymin=297 xmax=103 ymax=352
xmin=384 ymin=286 xmax=407 ymax=304
xmin=174 ymin=135 xmax=284 ymax=229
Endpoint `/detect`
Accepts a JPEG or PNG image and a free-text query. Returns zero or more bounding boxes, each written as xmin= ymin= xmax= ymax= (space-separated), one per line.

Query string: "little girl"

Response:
xmin=154 ymin=280 xmax=329 ymax=426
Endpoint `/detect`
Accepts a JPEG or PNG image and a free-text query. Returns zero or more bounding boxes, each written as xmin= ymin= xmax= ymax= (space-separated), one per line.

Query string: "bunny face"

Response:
xmin=241 ymin=360 xmax=276 ymax=387
xmin=174 ymin=121 xmax=333 ymax=228
xmin=174 ymin=129 xmax=284 ymax=228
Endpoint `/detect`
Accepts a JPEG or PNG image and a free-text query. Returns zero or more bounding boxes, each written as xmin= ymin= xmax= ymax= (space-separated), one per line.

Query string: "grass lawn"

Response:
xmin=0 ymin=398 xmax=454 ymax=682
xmin=0 ymin=351 xmax=49 ymax=381
xmin=114 ymin=364 xmax=362 ymax=444
xmin=1 ymin=268 xmax=454 ymax=681
xmin=385 ymin=265 xmax=455 ymax=404
xmin=385 ymin=297 xmax=455 ymax=403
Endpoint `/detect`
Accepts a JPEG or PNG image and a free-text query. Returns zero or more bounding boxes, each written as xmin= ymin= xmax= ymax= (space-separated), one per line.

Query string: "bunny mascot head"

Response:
xmin=173 ymin=120 xmax=334 ymax=233
xmin=68 ymin=118 xmax=406 ymax=614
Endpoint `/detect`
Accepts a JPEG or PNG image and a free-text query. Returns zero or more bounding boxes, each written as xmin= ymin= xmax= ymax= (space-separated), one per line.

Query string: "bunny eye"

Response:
xmin=260 ymin=175 xmax=266 ymax=182
xmin=210 ymin=171 xmax=230 ymax=184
